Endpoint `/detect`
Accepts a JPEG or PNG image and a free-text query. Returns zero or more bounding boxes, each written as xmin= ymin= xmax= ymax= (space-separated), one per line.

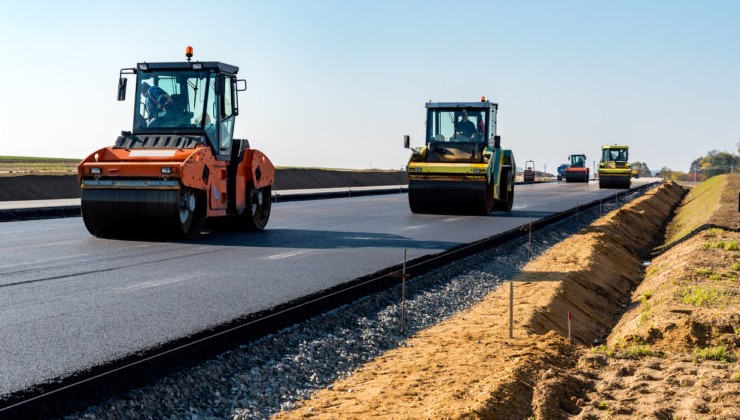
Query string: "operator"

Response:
xmin=456 ymin=110 xmax=477 ymax=138
xmin=141 ymin=82 xmax=173 ymax=119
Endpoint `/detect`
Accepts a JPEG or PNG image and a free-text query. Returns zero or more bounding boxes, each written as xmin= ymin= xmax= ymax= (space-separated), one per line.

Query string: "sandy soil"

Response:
xmin=272 ymin=180 xmax=702 ymax=418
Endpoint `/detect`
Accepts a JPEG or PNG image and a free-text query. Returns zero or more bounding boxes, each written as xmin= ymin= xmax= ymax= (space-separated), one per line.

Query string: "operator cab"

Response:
xmin=569 ymin=154 xmax=586 ymax=167
xmin=116 ymin=47 xmax=246 ymax=161
xmin=602 ymin=147 xmax=628 ymax=162
xmin=425 ymin=100 xmax=496 ymax=145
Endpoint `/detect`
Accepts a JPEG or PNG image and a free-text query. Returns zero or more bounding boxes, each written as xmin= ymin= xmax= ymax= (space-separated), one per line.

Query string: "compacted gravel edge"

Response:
xmin=70 ymin=190 xmax=647 ymax=420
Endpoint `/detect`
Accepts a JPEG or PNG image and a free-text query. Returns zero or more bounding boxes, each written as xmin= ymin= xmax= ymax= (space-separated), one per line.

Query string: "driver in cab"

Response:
xmin=455 ymin=110 xmax=477 ymax=139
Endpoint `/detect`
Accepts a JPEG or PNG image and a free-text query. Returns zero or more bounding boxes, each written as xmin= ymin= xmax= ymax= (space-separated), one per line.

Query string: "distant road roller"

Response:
xmin=598 ymin=145 xmax=631 ymax=189
xmin=564 ymin=154 xmax=589 ymax=182
xmin=403 ymin=98 xmax=515 ymax=214
xmin=78 ymin=47 xmax=274 ymax=239
xmin=523 ymin=160 xmax=535 ymax=183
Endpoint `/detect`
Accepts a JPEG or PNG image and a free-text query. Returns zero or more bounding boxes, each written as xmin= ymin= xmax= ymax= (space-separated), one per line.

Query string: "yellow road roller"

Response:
xmin=403 ymin=98 xmax=515 ymax=214
xmin=598 ymin=144 xmax=631 ymax=189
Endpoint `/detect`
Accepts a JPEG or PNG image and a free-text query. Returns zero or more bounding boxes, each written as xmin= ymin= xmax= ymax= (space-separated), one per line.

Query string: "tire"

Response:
xmin=242 ymin=184 xmax=272 ymax=230
xmin=177 ymin=188 xmax=206 ymax=239
xmin=494 ymin=170 xmax=514 ymax=211
xmin=482 ymin=179 xmax=494 ymax=215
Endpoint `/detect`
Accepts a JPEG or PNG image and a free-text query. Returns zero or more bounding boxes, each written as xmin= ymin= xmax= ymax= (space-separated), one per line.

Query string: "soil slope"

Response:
xmin=273 ymin=182 xmax=687 ymax=418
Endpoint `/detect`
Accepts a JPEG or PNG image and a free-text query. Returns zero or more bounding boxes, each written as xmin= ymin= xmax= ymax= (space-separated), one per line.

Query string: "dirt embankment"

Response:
xmin=273 ymin=181 xmax=691 ymax=418
xmin=0 ymin=169 xmax=407 ymax=201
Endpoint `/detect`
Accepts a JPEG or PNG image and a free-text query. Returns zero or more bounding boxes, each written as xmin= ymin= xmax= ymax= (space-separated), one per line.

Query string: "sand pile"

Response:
xmin=274 ymin=181 xmax=685 ymax=419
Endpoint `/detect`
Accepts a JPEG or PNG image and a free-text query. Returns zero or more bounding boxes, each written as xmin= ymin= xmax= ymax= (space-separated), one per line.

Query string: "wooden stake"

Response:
xmin=509 ymin=280 xmax=514 ymax=339
xmin=401 ymin=248 xmax=407 ymax=334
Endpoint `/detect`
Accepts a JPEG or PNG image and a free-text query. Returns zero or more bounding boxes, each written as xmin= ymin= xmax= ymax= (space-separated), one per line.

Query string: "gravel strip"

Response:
xmin=71 ymin=190 xmax=646 ymax=420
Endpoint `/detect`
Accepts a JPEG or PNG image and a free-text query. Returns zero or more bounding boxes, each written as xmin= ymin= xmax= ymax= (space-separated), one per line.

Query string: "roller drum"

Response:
xmin=598 ymin=175 xmax=630 ymax=189
xmin=408 ymin=180 xmax=491 ymax=215
xmin=81 ymin=189 xmax=182 ymax=237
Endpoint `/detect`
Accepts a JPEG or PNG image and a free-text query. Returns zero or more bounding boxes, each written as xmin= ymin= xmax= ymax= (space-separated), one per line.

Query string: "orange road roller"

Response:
xmin=78 ymin=47 xmax=274 ymax=239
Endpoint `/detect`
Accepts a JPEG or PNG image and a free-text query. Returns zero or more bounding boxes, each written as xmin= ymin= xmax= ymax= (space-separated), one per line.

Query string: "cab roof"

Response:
xmin=135 ymin=61 xmax=239 ymax=75
xmin=425 ymin=101 xmax=498 ymax=110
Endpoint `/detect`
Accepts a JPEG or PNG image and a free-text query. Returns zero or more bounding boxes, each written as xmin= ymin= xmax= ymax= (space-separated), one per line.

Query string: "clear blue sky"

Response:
xmin=1 ymin=0 xmax=738 ymax=173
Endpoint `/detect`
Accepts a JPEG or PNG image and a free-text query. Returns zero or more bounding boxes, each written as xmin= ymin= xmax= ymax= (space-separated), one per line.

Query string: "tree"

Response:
xmin=631 ymin=161 xmax=652 ymax=177
xmin=699 ymin=150 xmax=739 ymax=178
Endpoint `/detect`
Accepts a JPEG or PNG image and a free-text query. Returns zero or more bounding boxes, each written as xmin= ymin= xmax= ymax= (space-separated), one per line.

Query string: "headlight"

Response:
xmin=161 ymin=167 xmax=172 ymax=174
xmin=90 ymin=167 xmax=102 ymax=174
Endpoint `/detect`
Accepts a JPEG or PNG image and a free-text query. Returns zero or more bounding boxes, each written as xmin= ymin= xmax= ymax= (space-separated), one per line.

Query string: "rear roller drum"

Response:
xmin=241 ymin=184 xmax=272 ymax=230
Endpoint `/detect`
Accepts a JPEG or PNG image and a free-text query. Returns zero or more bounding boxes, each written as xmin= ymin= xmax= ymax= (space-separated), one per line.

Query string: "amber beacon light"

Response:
xmin=185 ymin=46 xmax=194 ymax=62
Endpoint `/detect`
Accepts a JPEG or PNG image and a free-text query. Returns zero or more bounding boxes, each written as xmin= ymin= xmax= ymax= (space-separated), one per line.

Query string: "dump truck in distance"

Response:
xmin=78 ymin=47 xmax=274 ymax=238
xmin=598 ymin=145 xmax=631 ymax=189
xmin=403 ymin=98 xmax=515 ymax=214
xmin=564 ymin=154 xmax=589 ymax=182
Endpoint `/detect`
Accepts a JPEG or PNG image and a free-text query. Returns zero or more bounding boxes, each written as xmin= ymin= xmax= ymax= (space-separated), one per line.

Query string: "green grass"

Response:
xmin=647 ymin=265 xmax=661 ymax=276
xmin=725 ymin=241 xmax=738 ymax=251
xmin=625 ymin=344 xmax=654 ymax=358
xmin=596 ymin=401 xmax=610 ymax=410
xmin=709 ymin=273 xmax=722 ymax=281
xmin=0 ymin=155 xmax=80 ymax=173
xmin=682 ymin=286 xmax=731 ymax=307
xmin=693 ymin=345 xmax=728 ymax=361
xmin=695 ymin=268 xmax=714 ymax=276
xmin=639 ymin=291 xmax=653 ymax=303
xmin=732 ymin=263 xmax=740 ymax=271
xmin=703 ymin=241 xmax=713 ymax=249
xmin=0 ymin=155 xmax=80 ymax=163
xmin=665 ymin=176 xmax=725 ymax=245
xmin=716 ymin=240 xmax=726 ymax=249
xmin=592 ymin=344 xmax=614 ymax=357
xmin=731 ymin=371 xmax=740 ymax=382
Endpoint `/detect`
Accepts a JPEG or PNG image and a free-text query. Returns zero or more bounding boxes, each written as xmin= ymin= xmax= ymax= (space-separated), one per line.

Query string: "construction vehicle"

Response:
xmin=403 ymin=98 xmax=515 ymax=214
xmin=523 ymin=160 xmax=535 ymax=183
xmin=77 ymin=47 xmax=274 ymax=239
xmin=556 ymin=163 xmax=569 ymax=181
xmin=631 ymin=167 xmax=640 ymax=178
xmin=564 ymin=154 xmax=589 ymax=182
xmin=598 ymin=144 xmax=631 ymax=189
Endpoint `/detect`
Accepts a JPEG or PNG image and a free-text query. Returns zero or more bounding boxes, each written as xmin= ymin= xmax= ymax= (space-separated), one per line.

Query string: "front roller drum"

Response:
xmin=81 ymin=187 xmax=206 ymax=239
xmin=598 ymin=175 xmax=631 ymax=189
xmin=408 ymin=180 xmax=491 ymax=215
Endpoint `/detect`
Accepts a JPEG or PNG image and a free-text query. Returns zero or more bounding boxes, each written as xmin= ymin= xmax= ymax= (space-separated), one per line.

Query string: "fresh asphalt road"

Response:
xmin=0 ymin=179 xmax=654 ymax=396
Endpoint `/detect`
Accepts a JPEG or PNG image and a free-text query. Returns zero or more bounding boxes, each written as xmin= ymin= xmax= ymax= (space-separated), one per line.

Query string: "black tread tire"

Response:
xmin=177 ymin=188 xmax=206 ymax=239
xmin=242 ymin=184 xmax=272 ymax=230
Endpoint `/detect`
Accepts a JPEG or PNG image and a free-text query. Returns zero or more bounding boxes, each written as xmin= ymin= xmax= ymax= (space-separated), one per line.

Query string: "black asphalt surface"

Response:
xmin=0 ymin=179 xmax=654 ymax=397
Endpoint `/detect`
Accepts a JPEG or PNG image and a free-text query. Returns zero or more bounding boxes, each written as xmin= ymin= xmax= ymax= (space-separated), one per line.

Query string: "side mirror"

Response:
xmin=403 ymin=135 xmax=410 ymax=149
xmin=117 ymin=77 xmax=127 ymax=101
xmin=494 ymin=135 xmax=501 ymax=149
xmin=236 ymin=79 xmax=247 ymax=92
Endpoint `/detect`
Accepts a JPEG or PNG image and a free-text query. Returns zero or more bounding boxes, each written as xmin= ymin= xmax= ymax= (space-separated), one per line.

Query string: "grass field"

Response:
xmin=0 ymin=156 xmax=80 ymax=174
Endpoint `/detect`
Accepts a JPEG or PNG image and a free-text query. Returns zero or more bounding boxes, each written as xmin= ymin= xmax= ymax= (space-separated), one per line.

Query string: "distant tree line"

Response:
xmin=658 ymin=142 xmax=740 ymax=182
xmin=631 ymin=161 xmax=652 ymax=177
